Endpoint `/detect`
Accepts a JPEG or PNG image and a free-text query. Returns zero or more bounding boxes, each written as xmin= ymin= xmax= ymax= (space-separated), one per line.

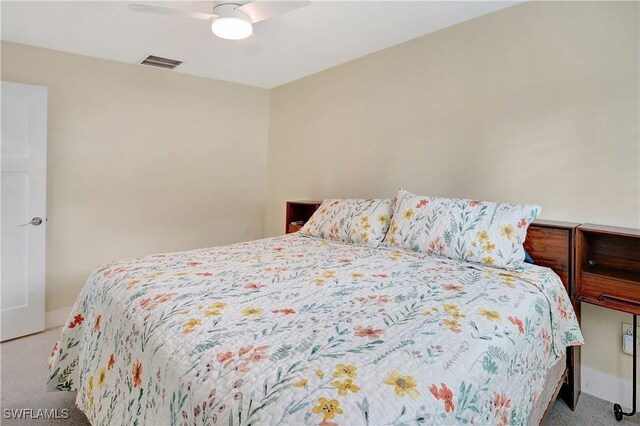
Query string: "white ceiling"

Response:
xmin=1 ymin=1 xmax=520 ymax=88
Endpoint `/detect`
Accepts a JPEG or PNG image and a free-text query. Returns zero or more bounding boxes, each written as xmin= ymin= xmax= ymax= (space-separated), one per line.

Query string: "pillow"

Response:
xmin=299 ymin=199 xmax=392 ymax=246
xmin=524 ymin=250 xmax=534 ymax=264
xmin=383 ymin=189 xmax=541 ymax=269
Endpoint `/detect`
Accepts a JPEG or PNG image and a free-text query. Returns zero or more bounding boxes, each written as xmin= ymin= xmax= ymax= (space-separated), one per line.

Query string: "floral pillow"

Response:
xmin=299 ymin=199 xmax=393 ymax=246
xmin=383 ymin=189 xmax=541 ymax=269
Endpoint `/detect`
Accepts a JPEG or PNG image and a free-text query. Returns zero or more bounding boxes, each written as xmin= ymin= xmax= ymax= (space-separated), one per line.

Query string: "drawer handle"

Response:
xmin=599 ymin=294 xmax=640 ymax=309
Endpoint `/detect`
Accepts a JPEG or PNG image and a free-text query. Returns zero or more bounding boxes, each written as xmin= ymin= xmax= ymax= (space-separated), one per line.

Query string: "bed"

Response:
xmin=47 ymin=222 xmax=582 ymax=425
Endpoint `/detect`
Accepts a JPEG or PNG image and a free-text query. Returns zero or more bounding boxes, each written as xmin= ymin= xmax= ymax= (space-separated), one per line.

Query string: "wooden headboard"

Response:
xmin=524 ymin=220 xmax=579 ymax=293
xmin=523 ymin=219 xmax=581 ymax=411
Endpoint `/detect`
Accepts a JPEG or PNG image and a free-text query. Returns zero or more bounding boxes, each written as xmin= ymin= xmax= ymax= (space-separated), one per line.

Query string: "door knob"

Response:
xmin=19 ymin=217 xmax=43 ymax=227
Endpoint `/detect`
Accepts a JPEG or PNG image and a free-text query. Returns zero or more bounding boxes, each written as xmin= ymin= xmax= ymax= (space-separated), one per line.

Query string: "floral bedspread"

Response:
xmin=47 ymin=234 xmax=582 ymax=426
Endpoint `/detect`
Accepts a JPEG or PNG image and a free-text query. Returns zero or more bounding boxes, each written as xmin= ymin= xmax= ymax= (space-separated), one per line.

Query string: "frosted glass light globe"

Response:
xmin=211 ymin=17 xmax=253 ymax=40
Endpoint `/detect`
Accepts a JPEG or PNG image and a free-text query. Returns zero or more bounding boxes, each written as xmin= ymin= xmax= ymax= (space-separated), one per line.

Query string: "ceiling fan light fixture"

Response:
xmin=211 ymin=16 xmax=253 ymax=40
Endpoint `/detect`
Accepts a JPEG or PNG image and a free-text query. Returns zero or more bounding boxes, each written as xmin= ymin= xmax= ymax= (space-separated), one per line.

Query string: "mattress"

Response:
xmin=528 ymin=354 xmax=567 ymax=425
xmin=47 ymin=233 xmax=583 ymax=425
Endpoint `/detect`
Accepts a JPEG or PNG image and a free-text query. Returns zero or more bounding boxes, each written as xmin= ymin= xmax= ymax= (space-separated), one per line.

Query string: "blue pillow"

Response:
xmin=524 ymin=250 xmax=534 ymax=264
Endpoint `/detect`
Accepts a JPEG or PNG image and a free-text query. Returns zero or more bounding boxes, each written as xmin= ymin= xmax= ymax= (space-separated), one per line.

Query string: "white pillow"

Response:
xmin=383 ymin=189 xmax=541 ymax=269
xmin=299 ymin=199 xmax=392 ymax=247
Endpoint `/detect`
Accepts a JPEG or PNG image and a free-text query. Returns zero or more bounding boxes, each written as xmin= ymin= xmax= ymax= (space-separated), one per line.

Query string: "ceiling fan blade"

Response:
xmin=128 ymin=4 xmax=217 ymax=21
xmin=237 ymin=1 xmax=310 ymax=24
xmin=237 ymin=33 xmax=263 ymax=56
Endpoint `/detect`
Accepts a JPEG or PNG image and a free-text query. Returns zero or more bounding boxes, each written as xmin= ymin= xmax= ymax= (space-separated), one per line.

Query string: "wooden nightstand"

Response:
xmin=575 ymin=223 xmax=640 ymax=421
xmin=285 ymin=200 xmax=321 ymax=234
xmin=576 ymin=224 xmax=640 ymax=314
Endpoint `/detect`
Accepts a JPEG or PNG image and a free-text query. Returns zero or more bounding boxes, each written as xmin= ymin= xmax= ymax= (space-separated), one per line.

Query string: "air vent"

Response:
xmin=139 ymin=55 xmax=183 ymax=70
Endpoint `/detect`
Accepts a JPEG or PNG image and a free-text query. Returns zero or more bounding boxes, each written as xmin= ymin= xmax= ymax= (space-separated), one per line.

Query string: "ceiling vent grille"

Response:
xmin=139 ymin=55 xmax=183 ymax=70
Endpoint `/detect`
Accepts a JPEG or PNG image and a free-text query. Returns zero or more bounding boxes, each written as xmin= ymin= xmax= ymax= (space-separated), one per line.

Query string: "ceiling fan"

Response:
xmin=129 ymin=1 xmax=310 ymax=41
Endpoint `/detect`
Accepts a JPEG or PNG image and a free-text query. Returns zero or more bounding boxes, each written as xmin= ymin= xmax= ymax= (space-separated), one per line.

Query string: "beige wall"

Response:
xmin=266 ymin=1 xmax=639 ymax=383
xmin=1 ymin=41 xmax=270 ymax=311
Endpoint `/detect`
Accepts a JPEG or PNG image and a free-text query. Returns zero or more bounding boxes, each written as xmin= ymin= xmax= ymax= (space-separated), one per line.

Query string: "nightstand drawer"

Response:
xmin=578 ymin=270 xmax=640 ymax=314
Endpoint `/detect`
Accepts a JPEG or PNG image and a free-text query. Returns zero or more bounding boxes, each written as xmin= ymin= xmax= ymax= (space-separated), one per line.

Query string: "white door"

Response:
xmin=1 ymin=81 xmax=47 ymax=341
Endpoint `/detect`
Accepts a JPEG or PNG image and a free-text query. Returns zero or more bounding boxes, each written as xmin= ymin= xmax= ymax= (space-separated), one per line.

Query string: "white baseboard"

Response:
xmin=45 ymin=306 xmax=73 ymax=329
xmin=582 ymin=365 xmax=638 ymax=409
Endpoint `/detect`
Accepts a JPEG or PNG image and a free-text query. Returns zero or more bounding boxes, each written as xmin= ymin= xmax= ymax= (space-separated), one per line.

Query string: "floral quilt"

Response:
xmin=47 ymin=234 xmax=583 ymax=426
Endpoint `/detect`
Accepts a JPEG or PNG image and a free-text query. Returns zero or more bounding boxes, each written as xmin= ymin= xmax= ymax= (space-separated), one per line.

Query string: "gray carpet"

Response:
xmin=1 ymin=328 xmax=638 ymax=425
